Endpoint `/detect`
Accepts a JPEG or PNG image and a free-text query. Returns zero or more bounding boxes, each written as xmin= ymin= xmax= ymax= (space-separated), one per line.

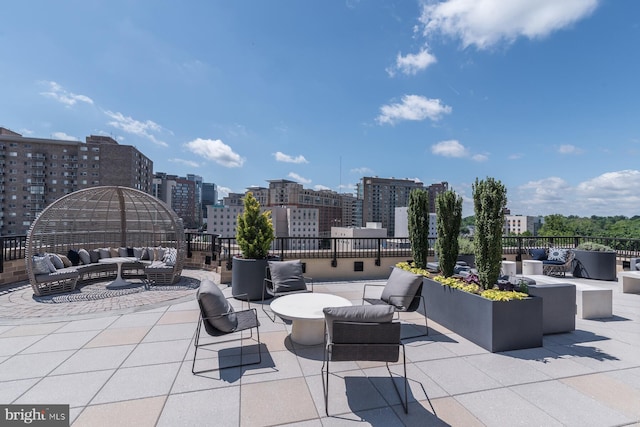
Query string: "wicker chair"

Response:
xmin=25 ymin=186 xmax=185 ymax=296
xmin=543 ymin=249 xmax=575 ymax=277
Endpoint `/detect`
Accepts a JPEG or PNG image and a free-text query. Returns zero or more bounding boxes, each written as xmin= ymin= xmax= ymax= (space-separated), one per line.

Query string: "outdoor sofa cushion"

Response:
xmin=323 ymin=305 xmax=395 ymax=341
xmin=268 ymin=260 xmax=307 ymax=293
xmin=48 ymin=253 xmax=65 ymax=269
xmin=78 ymin=249 xmax=91 ymax=265
xmin=529 ymin=248 xmax=547 ymax=261
xmin=197 ymin=279 xmax=238 ymax=333
xmin=33 ymin=255 xmax=56 ymax=275
xmin=380 ymin=267 xmax=423 ymax=309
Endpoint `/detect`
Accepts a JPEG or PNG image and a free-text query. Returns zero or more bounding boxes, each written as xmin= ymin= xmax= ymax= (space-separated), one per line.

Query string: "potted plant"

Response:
xmin=408 ymin=189 xmax=430 ymax=269
xmin=573 ymin=241 xmax=617 ymax=281
xmin=421 ymin=177 xmax=543 ymax=352
xmin=232 ymin=192 xmax=275 ymax=300
xmin=435 ymin=190 xmax=463 ymax=277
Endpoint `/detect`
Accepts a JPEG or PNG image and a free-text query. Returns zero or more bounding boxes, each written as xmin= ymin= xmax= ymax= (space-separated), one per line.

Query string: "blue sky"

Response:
xmin=2 ymin=0 xmax=639 ymax=218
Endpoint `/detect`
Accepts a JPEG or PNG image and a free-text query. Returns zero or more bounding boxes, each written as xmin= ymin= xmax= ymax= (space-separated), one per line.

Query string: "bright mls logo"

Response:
xmin=1 ymin=405 xmax=69 ymax=426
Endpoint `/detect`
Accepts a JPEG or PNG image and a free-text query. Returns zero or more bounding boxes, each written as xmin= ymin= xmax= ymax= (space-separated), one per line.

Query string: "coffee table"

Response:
xmin=270 ymin=293 xmax=352 ymax=345
xmin=98 ymin=257 xmax=139 ymax=288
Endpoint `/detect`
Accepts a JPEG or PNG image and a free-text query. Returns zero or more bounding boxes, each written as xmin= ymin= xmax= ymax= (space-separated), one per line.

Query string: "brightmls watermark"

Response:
xmin=1 ymin=405 xmax=69 ymax=426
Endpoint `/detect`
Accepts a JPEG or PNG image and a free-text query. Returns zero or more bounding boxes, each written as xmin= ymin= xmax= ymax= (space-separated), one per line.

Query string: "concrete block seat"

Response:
xmin=617 ymin=271 xmax=640 ymax=294
xmin=527 ymin=283 xmax=576 ymax=334
xmin=525 ymin=275 xmax=612 ymax=319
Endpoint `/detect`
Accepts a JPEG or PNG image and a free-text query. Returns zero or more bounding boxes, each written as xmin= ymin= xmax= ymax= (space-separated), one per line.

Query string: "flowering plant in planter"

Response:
xmin=395 ymin=261 xmax=430 ymax=277
xmin=433 ymin=274 xmax=529 ymax=301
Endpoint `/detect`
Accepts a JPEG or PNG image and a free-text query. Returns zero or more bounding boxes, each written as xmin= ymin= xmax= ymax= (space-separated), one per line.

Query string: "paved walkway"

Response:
xmin=0 ymin=271 xmax=639 ymax=426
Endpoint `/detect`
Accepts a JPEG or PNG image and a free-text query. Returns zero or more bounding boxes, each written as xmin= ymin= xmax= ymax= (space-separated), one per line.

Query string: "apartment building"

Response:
xmin=0 ymin=128 xmax=152 ymax=235
xmin=357 ymin=176 xmax=424 ymax=237
xmin=505 ymin=214 xmax=543 ymax=235
xmin=153 ymin=172 xmax=200 ymax=229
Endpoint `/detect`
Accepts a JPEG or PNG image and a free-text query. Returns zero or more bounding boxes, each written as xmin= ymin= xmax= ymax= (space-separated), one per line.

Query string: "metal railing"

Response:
xmin=5 ymin=233 xmax=640 ymax=274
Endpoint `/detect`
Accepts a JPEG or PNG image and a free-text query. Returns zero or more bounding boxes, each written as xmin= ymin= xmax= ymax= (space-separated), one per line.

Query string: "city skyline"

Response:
xmin=2 ymin=1 xmax=639 ymax=217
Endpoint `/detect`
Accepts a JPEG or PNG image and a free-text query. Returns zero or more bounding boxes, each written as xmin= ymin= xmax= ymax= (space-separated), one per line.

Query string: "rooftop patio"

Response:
xmin=0 ymin=269 xmax=639 ymax=426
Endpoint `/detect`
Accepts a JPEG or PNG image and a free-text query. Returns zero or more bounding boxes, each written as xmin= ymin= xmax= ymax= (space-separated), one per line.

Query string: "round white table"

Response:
xmin=98 ymin=257 xmax=138 ymax=288
xmin=270 ymin=293 xmax=352 ymax=345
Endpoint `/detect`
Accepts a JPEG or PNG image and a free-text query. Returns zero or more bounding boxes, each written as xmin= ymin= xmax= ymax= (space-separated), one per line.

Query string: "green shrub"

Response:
xmin=576 ymin=241 xmax=614 ymax=252
xmin=236 ymin=192 xmax=275 ymax=259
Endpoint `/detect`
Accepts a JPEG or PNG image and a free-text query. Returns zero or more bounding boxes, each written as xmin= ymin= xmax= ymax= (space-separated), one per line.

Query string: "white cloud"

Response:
xmin=351 ymin=167 xmax=374 ymax=175
xmin=388 ymin=48 xmax=437 ymax=76
xmin=51 ymin=131 xmax=79 ymax=141
xmin=288 ymin=172 xmax=311 ymax=184
xmin=509 ymin=171 xmax=640 ymax=217
xmin=508 ymin=153 xmax=524 ymax=160
xmin=314 ymin=184 xmax=331 ymax=191
xmin=377 ymin=95 xmax=452 ymax=125
xmin=169 ymin=158 xmax=200 ymax=168
xmin=274 ymin=151 xmax=309 ymax=164
xmin=217 ymin=186 xmax=232 ymax=198
xmin=39 ymin=81 xmax=94 ymax=107
xmin=431 ymin=140 xmax=468 ymax=157
xmin=471 ymin=153 xmax=489 ymax=162
xmin=558 ymin=144 xmax=582 ymax=154
xmin=185 ymin=138 xmax=244 ymax=168
xmin=104 ymin=110 xmax=168 ymax=147
xmin=419 ymin=0 xmax=599 ymax=49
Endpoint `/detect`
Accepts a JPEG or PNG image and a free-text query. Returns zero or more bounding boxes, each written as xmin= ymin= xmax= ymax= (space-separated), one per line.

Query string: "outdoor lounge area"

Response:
xmin=0 ymin=267 xmax=639 ymax=426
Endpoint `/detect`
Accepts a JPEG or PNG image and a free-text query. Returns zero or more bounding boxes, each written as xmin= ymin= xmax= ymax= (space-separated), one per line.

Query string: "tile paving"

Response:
xmin=0 ymin=268 xmax=639 ymax=426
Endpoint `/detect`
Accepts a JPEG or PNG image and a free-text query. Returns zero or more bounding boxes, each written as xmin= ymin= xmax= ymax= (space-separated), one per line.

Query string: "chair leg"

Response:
xmin=191 ymin=315 xmax=203 ymax=374
xmin=261 ymin=292 xmax=278 ymax=322
xmin=386 ymin=345 xmax=408 ymax=414
xmin=401 ymin=296 xmax=429 ymax=340
xmin=321 ymin=345 xmax=330 ymax=416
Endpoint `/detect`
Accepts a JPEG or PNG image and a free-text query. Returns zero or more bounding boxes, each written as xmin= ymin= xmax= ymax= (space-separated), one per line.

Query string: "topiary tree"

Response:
xmin=435 ymin=190 xmax=463 ymax=277
xmin=236 ymin=192 xmax=275 ymax=259
xmin=472 ymin=177 xmax=507 ymax=290
xmin=408 ymin=189 xmax=430 ymax=269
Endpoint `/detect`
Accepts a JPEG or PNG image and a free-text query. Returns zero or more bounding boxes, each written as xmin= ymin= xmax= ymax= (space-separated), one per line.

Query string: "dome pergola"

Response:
xmin=25 ymin=186 xmax=186 ymax=293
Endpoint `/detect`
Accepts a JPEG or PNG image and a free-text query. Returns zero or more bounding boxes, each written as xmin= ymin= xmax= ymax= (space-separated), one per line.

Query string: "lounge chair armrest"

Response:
xmin=362 ymin=283 xmax=385 ymax=301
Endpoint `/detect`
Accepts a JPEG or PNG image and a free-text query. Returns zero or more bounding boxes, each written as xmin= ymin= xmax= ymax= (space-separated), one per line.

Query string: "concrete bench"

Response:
xmin=527 ymin=283 xmax=576 ymax=334
xmin=525 ymin=275 xmax=612 ymax=319
xmin=617 ymin=271 xmax=640 ymax=294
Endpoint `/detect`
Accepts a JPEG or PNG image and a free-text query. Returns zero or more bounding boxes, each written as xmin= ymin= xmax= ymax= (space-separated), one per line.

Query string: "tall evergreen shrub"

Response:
xmin=408 ymin=189 xmax=430 ymax=269
xmin=436 ymin=190 xmax=463 ymax=277
xmin=472 ymin=177 xmax=507 ymax=290
xmin=236 ymin=192 xmax=275 ymax=259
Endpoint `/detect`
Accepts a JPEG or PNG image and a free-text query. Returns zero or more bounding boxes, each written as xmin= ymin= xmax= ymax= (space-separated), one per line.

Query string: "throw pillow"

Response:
xmin=141 ymin=248 xmax=151 ymax=260
xmin=98 ymin=248 xmax=111 ymax=259
xmin=109 ymin=247 xmax=119 ymax=257
xmin=48 ymin=253 xmax=65 ymax=269
xmin=155 ymin=247 xmax=166 ymax=261
xmin=78 ymin=249 xmax=91 ymax=265
xmin=89 ymin=249 xmax=100 ymax=264
xmin=133 ymin=247 xmax=144 ymax=259
xmin=529 ymin=248 xmax=548 ymax=261
xmin=197 ymin=279 xmax=237 ymax=333
xmin=58 ymin=254 xmax=73 ymax=267
xmin=163 ymin=248 xmax=177 ymax=266
xmin=67 ymin=249 xmax=80 ymax=266
xmin=547 ymin=248 xmax=568 ymax=262
xmin=33 ymin=255 xmax=56 ymax=274
xmin=118 ymin=247 xmax=128 ymax=257
xmin=268 ymin=260 xmax=307 ymax=293
xmin=126 ymin=247 xmax=135 ymax=257
xmin=323 ymin=305 xmax=395 ymax=341
xmin=380 ymin=267 xmax=423 ymax=309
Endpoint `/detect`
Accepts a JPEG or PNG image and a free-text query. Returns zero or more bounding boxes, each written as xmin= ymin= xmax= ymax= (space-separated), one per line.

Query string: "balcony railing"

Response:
xmin=4 ymin=233 xmax=640 ymax=274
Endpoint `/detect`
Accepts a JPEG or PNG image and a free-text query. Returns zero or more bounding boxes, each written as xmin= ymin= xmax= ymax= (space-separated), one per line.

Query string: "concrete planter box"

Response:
xmin=572 ymin=250 xmax=617 ymax=281
xmin=231 ymin=256 xmax=270 ymax=301
xmin=422 ymin=278 xmax=543 ymax=352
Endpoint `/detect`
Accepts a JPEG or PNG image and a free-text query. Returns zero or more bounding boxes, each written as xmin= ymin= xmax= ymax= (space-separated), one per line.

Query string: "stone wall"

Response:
xmin=0 ymin=259 xmax=28 ymax=287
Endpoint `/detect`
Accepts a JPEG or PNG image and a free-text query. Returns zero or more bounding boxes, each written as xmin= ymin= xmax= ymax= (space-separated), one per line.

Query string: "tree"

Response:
xmin=408 ymin=189 xmax=430 ymax=269
xmin=435 ymin=190 xmax=463 ymax=277
xmin=236 ymin=192 xmax=275 ymax=259
xmin=472 ymin=177 xmax=507 ymax=290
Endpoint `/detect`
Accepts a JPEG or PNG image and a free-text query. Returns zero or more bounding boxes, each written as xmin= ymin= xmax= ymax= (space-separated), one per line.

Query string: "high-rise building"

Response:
xmin=201 ymin=182 xmax=217 ymax=220
xmin=153 ymin=173 xmax=198 ymax=229
xmin=357 ymin=177 xmax=424 ymax=237
xmin=187 ymin=174 xmax=203 ymax=227
xmin=0 ymin=128 xmax=152 ymax=235
xmin=427 ymin=181 xmax=449 ymax=213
